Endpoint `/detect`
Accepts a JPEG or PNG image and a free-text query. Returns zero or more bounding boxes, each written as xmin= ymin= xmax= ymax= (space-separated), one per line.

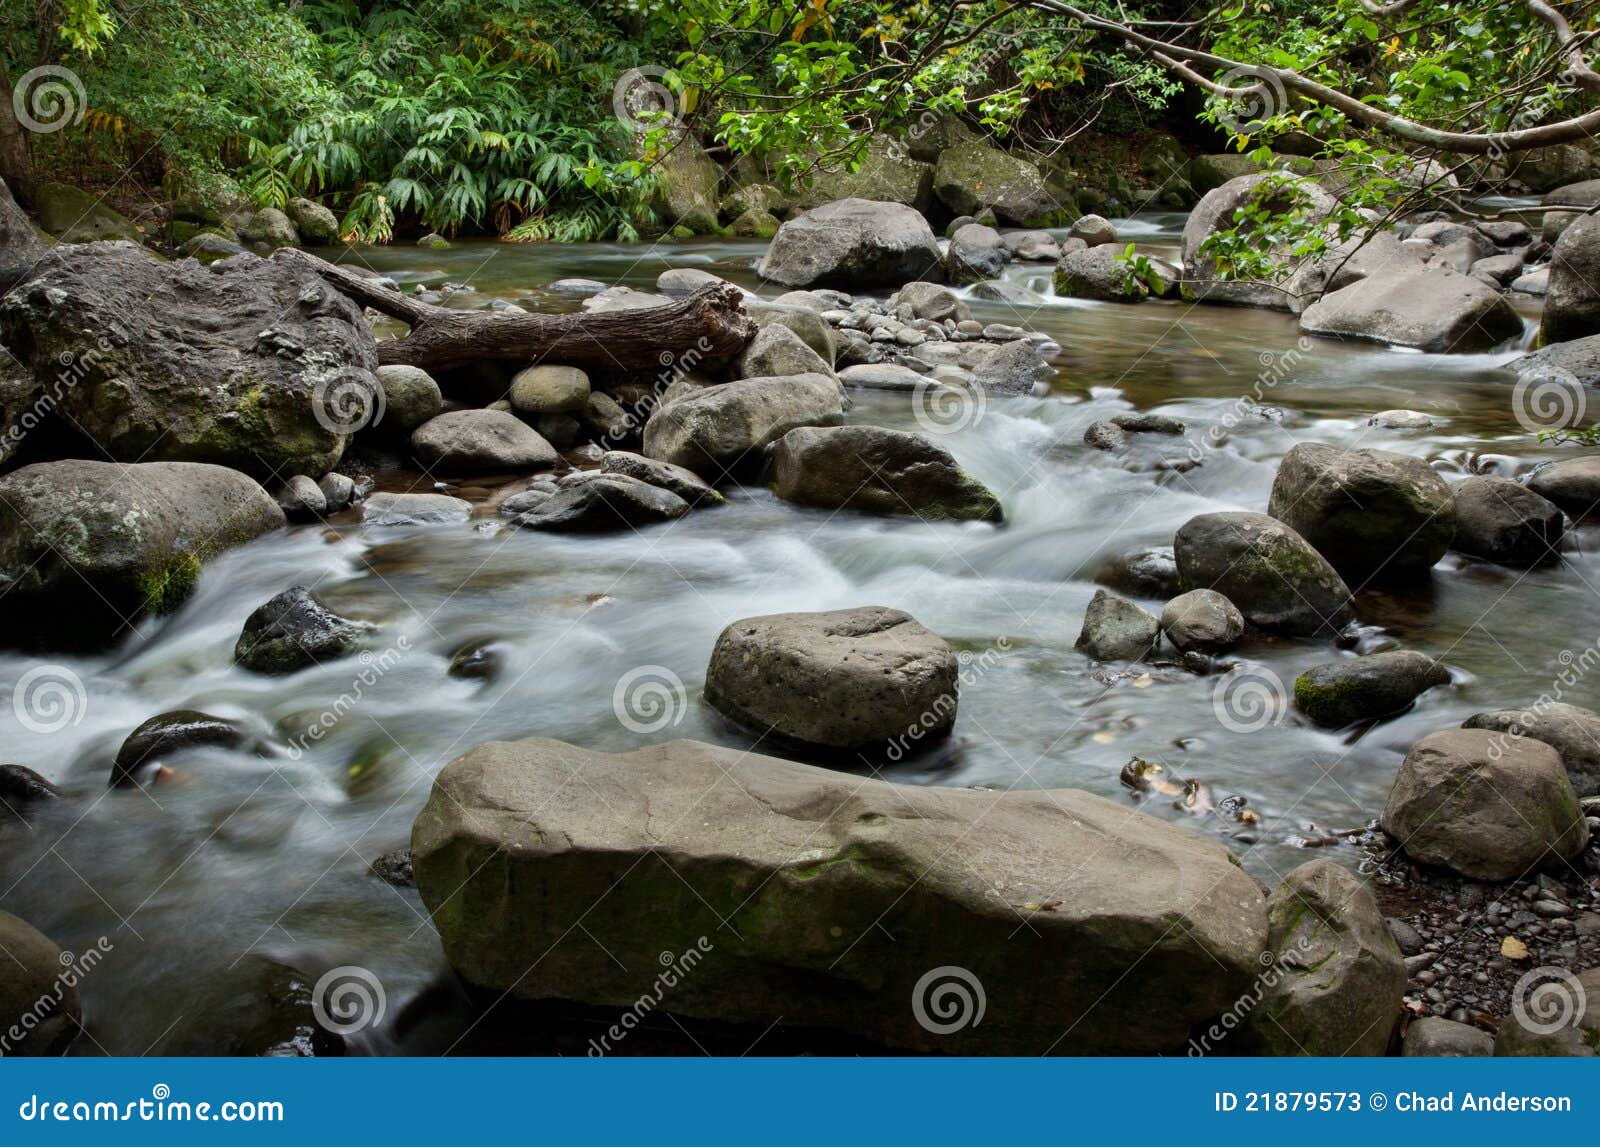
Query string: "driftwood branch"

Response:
xmin=271 ymin=248 xmax=758 ymax=376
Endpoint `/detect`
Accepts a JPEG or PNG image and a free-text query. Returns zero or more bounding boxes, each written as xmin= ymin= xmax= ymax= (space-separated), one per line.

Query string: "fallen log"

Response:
xmin=270 ymin=247 xmax=757 ymax=376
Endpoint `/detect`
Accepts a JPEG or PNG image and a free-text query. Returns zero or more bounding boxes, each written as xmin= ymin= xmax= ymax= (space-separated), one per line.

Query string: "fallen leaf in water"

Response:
xmin=1091 ymin=731 xmax=1117 ymax=744
xmin=1132 ymin=673 xmax=1153 ymax=688
xmin=1500 ymin=936 xmax=1531 ymax=960
xmin=1016 ymin=900 xmax=1063 ymax=912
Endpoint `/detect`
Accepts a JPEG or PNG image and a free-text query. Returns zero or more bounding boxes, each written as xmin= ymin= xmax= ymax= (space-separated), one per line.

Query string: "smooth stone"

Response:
xmin=0 ymin=912 xmax=81 ymax=1054
xmin=1462 ymin=703 xmax=1600 ymax=796
xmin=1174 ymin=512 xmax=1354 ymax=638
xmin=510 ymin=474 xmax=689 ymax=533
xmin=411 ymin=410 xmax=559 ymax=474
xmin=1160 ymin=589 xmax=1244 ymax=654
xmin=1075 ymin=589 xmax=1159 ymax=662
xmin=1292 ymin=651 xmax=1451 ymax=728
xmin=509 ymin=365 xmax=590 ymax=416
xmin=361 ymin=492 xmax=472 ymax=525
xmin=111 ymin=709 xmax=249 ymax=787
xmin=1526 ymin=456 xmax=1600 ymax=518
xmin=771 ymin=424 xmax=1003 ymax=522
xmin=1450 ymin=476 xmax=1564 ymax=567
xmin=599 ymin=451 xmax=722 ymax=507
xmin=234 ymin=586 xmax=372 ymax=675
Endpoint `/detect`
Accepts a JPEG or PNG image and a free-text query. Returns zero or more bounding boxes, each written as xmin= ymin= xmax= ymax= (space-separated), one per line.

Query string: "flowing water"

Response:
xmin=2 ymin=212 xmax=1593 ymax=1053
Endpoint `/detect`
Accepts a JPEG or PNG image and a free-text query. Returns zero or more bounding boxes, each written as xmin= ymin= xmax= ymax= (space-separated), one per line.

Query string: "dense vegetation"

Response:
xmin=3 ymin=1 xmax=1597 ymax=243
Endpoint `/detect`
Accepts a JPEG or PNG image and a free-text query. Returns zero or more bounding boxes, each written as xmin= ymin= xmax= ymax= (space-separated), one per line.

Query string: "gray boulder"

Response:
xmin=510 ymin=473 xmax=689 ymax=532
xmin=0 ymin=460 xmax=284 ymax=646
xmin=787 ymin=136 xmax=934 ymax=214
xmin=1541 ymin=213 xmax=1600 ymax=343
xmin=705 ymin=606 xmax=957 ymax=754
xmin=0 ymin=912 xmax=80 ymax=1055
xmin=1403 ymin=1017 xmax=1493 ymax=1057
xmin=1094 ymin=545 xmax=1179 ymax=599
xmin=1514 ymin=332 xmax=1600 ymax=388
xmin=1268 ymin=443 xmax=1455 ymax=582
xmin=411 ymin=735 xmax=1268 ymax=1053
xmin=509 ymin=364 xmax=590 ymax=416
xmin=275 ymin=475 xmax=326 ymax=520
xmin=234 ymin=585 xmax=371 ymax=674
xmin=600 ymin=450 xmax=722 ymax=506
xmin=745 ymin=300 xmax=838 ymax=364
xmin=1526 ymin=455 xmax=1600 ymax=518
xmin=1174 ymin=511 xmax=1354 ymax=637
xmin=236 ymin=207 xmax=298 ymax=249
xmin=771 ymin=425 xmax=1002 ymax=522
xmin=1242 ymin=860 xmax=1404 ymax=1057
xmin=0 ymin=176 xmax=46 ymax=294
xmin=1068 ymin=214 xmax=1117 ymax=247
xmin=758 ymin=199 xmax=942 ymax=290
xmin=0 ymin=242 xmax=378 ymax=476
xmin=945 ymin=224 xmax=1008 ymax=284
xmin=642 ymin=372 xmax=844 ymax=477
xmin=1075 ymin=589 xmax=1159 ymax=661
xmin=1380 ymin=729 xmax=1588 ymax=881
xmin=889 ymin=282 xmax=971 ymax=324
xmin=33 ymin=182 xmax=141 ymax=244
xmin=1160 ymin=589 xmax=1244 ymax=654
xmin=1054 ymin=244 xmax=1175 ymax=302
xmin=650 ymin=135 xmax=719 ymax=234
xmin=1006 ymin=230 xmax=1061 ymax=261
xmin=374 ymin=365 xmax=444 ymax=434
xmin=411 ymin=410 xmax=559 ymax=474
xmin=933 ymin=142 xmax=1063 ymax=226
xmin=655 ymin=268 xmax=730 ymax=298
xmin=1299 ymin=267 xmax=1523 ymax=352
xmin=1293 ymin=651 xmax=1450 ymax=728
xmin=360 ymin=492 xmax=471 ymax=525
xmin=317 ymin=472 xmax=355 ymax=511
xmin=285 ymin=198 xmax=339 ymax=245
xmin=1182 ymin=174 xmax=1337 ymax=309
xmin=970 ymin=339 xmax=1053 ymax=395
xmin=737 ymin=322 xmax=833 ymax=379
xmin=838 ymin=363 xmax=930 ymax=391
xmin=1450 ymin=476 xmax=1564 ymax=566
xmin=1462 ymin=703 xmax=1600 ymax=796
xmin=1492 ymin=968 xmax=1600 ymax=1056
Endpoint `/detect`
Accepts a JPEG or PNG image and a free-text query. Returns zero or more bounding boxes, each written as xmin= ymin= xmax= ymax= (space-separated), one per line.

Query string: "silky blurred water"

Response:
xmin=0 ymin=218 xmax=1588 ymax=1053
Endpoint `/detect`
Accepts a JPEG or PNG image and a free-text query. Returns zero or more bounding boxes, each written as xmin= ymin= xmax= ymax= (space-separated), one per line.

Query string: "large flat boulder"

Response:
xmin=0 ymin=460 xmax=284 ymax=647
xmin=1299 ymin=266 xmax=1524 ymax=352
xmin=412 ymin=736 xmax=1269 ymax=1054
xmin=642 ymin=372 xmax=843 ymax=477
xmin=0 ymin=242 xmax=379 ymax=476
xmin=771 ymin=425 xmax=1002 ymax=522
xmin=758 ymin=199 xmax=942 ymax=290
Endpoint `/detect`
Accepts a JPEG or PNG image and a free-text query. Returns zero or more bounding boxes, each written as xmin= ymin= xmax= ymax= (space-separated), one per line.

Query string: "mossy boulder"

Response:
xmin=412 ymin=735 xmax=1269 ymax=1054
xmin=789 ymin=136 xmax=934 ymax=215
xmin=33 ymin=182 xmax=143 ymax=245
xmin=286 ymin=197 xmax=339 ymax=245
xmin=0 ymin=241 xmax=378 ymax=476
xmin=236 ymin=207 xmax=299 ymax=249
xmin=1174 ymin=511 xmax=1354 ymax=637
xmin=1293 ymin=651 xmax=1450 ymax=728
xmin=933 ymin=142 xmax=1064 ymax=226
xmin=728 ymin=208 xmax=780 ymax=239
xmin=0 ymin=460 xmax=284 ymax=648
xmin=650 ymin=134 xmax=720 ymax=234
xmin=758 ymin=199 xmax=942 ymax=290
xmin=720 ymin=182 xmax=789 ymax=222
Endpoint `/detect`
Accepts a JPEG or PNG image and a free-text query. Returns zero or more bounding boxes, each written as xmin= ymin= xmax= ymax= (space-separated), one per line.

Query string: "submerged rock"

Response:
xmin=1094 ymin=545 xmax=1179 ymax=599
xmin=111 ymin=709 xmax=251 ymax=787
xmin=1075 ymin=589 xmax=1159 ymax=662
xmin=411 ymin=736 xmax=1268 ymax=1054
xmin=1174 ymin=511 xmax=1354 ymax=637
xmin=1292 ymin=651 xmax=1450 ymax=728
xmin=771 ymin=425 xmax=1003 ymax=522
xmin=0 ymin=764 xmax=61 ymax=816
xmin=234 ymin=586 xmax=371 ymax=675
xmin=1380 ymin=729 xmax=1588 ymax=881
xmin=360 ymin=492 xmax=471 ymax=525
xmin=0 ymin=460 xmax=285 ymax=647
xmin=705 ymin=606 xmax=957 ymax=755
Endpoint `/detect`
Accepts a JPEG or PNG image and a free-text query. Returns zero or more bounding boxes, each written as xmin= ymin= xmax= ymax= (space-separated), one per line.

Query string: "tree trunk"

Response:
xmin=272 ymin=249 xmax=758 ymax=376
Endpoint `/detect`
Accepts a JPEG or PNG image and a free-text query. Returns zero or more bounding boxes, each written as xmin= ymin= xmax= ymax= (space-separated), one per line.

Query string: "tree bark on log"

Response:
xmin=271 ymin=248 xmax=758 ymax=376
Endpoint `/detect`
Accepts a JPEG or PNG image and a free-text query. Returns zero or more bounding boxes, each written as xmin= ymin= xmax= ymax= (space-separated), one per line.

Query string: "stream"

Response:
xmin=2 ymin=208 xmax=1592 ymax=1054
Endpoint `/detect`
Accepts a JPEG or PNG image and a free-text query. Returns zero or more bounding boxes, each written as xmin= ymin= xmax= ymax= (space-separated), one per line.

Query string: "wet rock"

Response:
xmin=1462 ymin=703 xmax=1600 ymax=796
xmin=374 ymin=365 xmax=444 ymax=435
xmin=1450 ymin=476 xmax=1564 ymax=567
xmin=1492 ymin=967 xmax=1599 ymax=1055
xmin=509 ymin=364 xmax=589 ymax=416
xmin=757 ymin=199 xmax=942 ymax=290
xmin=1541 ymin=214 xmax=1600 ymax=343
xmin=235 ymin=586 xmax=372 ymax=675
xmin=0 ymin=176 xmax=47 ymax=294
xmin=745 ymin=300 xmax=838 ymax=364
xmin=0 ymin=912 xmax=80 ymax=1055
xmin=237 ymin=207 xmax=299 ymax=249
xmin=1113 ymin=413 xmax=1185 ymax=435
xmin=1075 ymin=589 xmax=1159 ymax=662
xmin=945 ymin=223 xmax=1008 ymax=284
xmin=1300 ymin=266 xmax=1523 ymax=352
xmin=1403 ymin=1016 xmax=1493 ymax=1056
xmin=705 ymin=606 xmax=958 ymax=754
xmin=771 ymin=425 xmax=1002 ymax=522
xmin=1083 ymin=420 xmax=1127 ymax=451
xmin=889 ymin=282 xmax=971 ymax=324
xmin=371 ymin=849 xmax=415 ymax=887
xmin=1369 ymin=409 xmax=1437 ymax=429
xmin=447 ymin=638 xmax=503 ymax=682
xmin=1006 ymin=230 xmax=1061 ymax=261
xmin=0 ymin=242 xmax=377 ymax=475
xmin=1380 ymin=729 xmax=1588 ymax=881
xmin=360 ymin=492 xmax=471 ymax=525
xmin=510 ymin=473 xmax=689 ymax=532
xmin=737 ymin=322 xmax=834 ymax=379
xmin=0 ymin=460 xmax=285 ymax=647
xmin=1054 ymin=244 xmax=1176 ymax=302
xmin=1069 ymin=214 xmax=1117 ymax=247
xmin=1160 ymin=589 xmax=1244 ymax=655
xmin=152 ymin=956 xmax=344 ymax=1056
xmin=34 ymin=182 xmax=142 ymax=244
xmin=1293 ymin=651 xmax=1450 ymax=729
xmin=1386 ymin=918 xmax=1425 ymax=956
xmin=112 ymin=710 xmax=250 ymax=787
xmin=1094 ymin=545 xmax=1179 ymax=599
xmin=1242 ymin=860 xmax=1405 ymax=1057
xmin=655 ymin=268 xmax=731 ymax=298
xmin=1268 ymin=442 xmax=1456 ymax=582
xmin=0 ymin=764 xmax=61 ymax=817
xmin=284 ymin=197 xmax=337 ymax=245
xmin=1526 ymin=455 xmax=1600 ymax=519
xmin=275 ymin=475 xmax=327 ymax=521
xmin=1174 ymin=511 xmax=1354 ymax=637
xmin=642 ymin=372 xmax=844 ymax=477
xmin=1183 ymin=175 xmax=1337 ymax=309
xmin=600 ymin=450 xmax=722 ymax=507
xmin=411 ymin=410 xmax=559 ymax=475
xmin=318 ymin=472 xmax=356 ymax=512
xmin=969 ymin=339 xmax=1053 ymax=395
xmin=411 ymin=735 xmax=1267 ymax=1054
